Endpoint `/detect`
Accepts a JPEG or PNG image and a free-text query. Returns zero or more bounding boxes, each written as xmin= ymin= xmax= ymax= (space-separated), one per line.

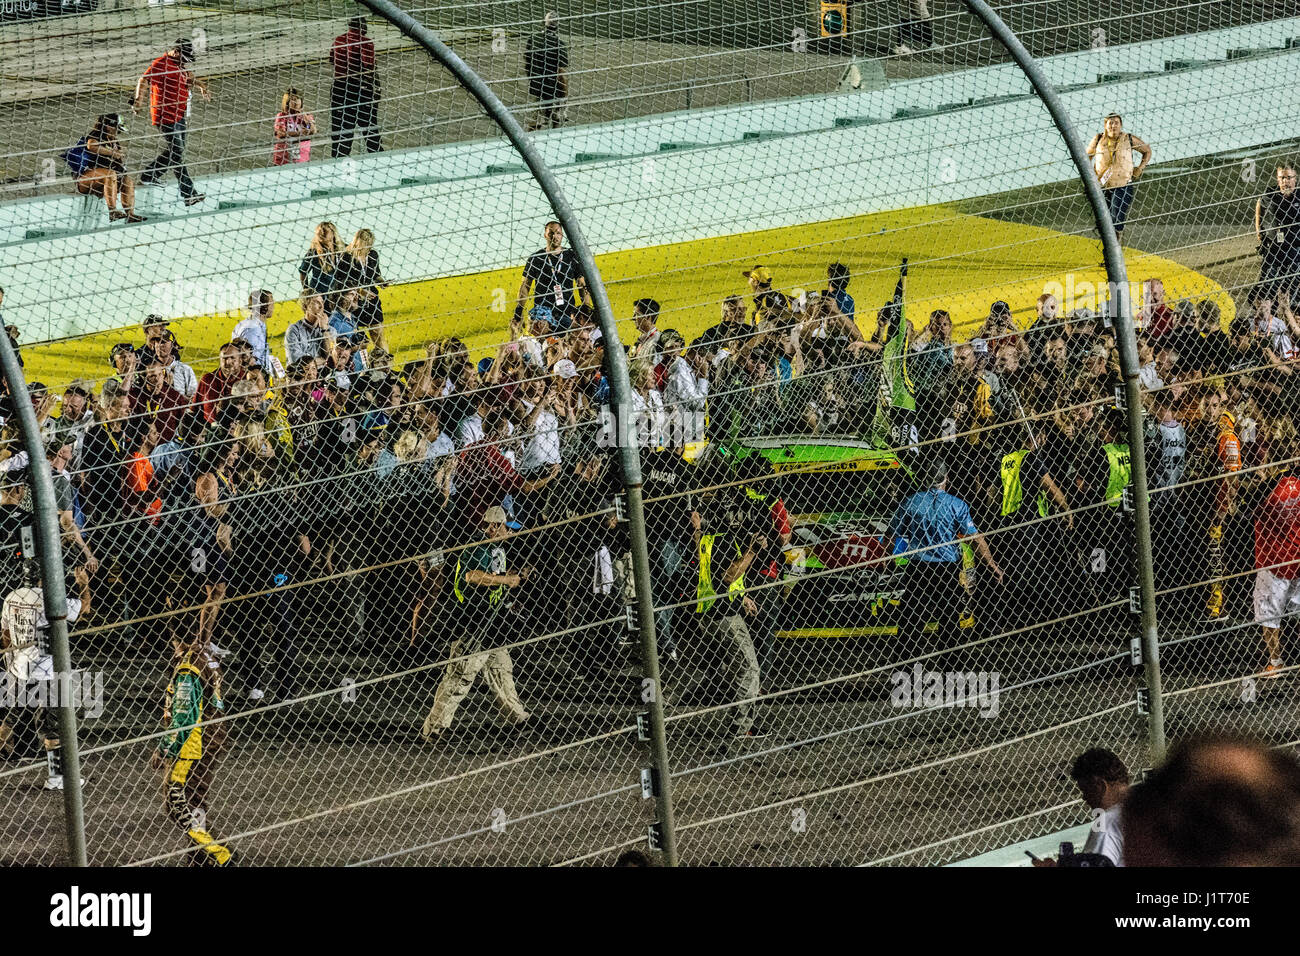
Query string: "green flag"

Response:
xmin=879 ymin=258 xmax=915 ymax=413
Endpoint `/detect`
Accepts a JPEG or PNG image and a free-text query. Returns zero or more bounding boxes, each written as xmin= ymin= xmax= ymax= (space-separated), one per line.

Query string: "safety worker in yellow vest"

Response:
xmin=690 ymin=495 xmax=769 ymax=743
xmin=994 ymin=423 xmax=1072 ymax=636
xmin=1075 ymin=409 xmax=1134 ymax=600
xmin=421 ymin=506 xmax=532 ymax=743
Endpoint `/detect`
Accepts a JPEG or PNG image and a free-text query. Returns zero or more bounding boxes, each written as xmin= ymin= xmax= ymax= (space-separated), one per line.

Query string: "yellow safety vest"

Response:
xmin=696 ymin=533 xmax=745 ymax=614
xmin=1000 ymin=449 xmax=1049 ymax=518
xmin=453 ymin=552 xmax=506 ymax=607
xmin=1103 ymin=443 xmax=1132 ymax=508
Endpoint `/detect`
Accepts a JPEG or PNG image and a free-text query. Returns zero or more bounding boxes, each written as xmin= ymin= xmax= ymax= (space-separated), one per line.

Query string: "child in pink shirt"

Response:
xmin=273 ymin=88 xmax=316 ymax=165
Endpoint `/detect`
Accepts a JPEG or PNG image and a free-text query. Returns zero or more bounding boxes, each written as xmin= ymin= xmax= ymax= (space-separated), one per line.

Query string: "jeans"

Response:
xmin=249 ymin=572 xmax=300 ymax=699
xmin=330 ymin=78 xmax=382 ymax=158
xmin=143 ymin=120 xmax=198 ymax=200
xmin=1105 ymin=183 xmax=1136 ymax=234
xmin=652 ymin=538 xmax=684 ymax=656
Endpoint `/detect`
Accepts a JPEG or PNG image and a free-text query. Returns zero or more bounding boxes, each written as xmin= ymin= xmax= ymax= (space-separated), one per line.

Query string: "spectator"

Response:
xmin=130 ymin=38 xmax=208 ymax=206
xmin=825 ymin=262 xmax=855 ymax=323
xmin=66 ymin=114 xmax=144 ymax=223
xmin=147 ymin=333 xmax=197 ymax=399
xmin=285 ymin=290 xmax=334 ymax=366
xmin=336 ymin=228 xmax=388 ymax=352
xmin=524 ymin=12 xmax=569 ymax=131
xmin=329 ymin=16 xmax=382 ymax=157
xmin=272 ymin=87 xmax=316 ymax=166
xmin=1034 ymin=748 xmax=1130 ymax=866
xmin=1124 ymin=733 xmax=1300 ymax=866
xmin=631 ymin=298 xmax=662 ymax=361
xmin=514 ymin=220 xmax=591 ymax=333
xmin=53 ymin=380 xmax=95 ymax=472
xmin=232 ymin=289 xmax=284 ymax=379
xmin=1086 ymin=113 xmax=1151 ymax=242
xmin=662 ymin=333 xmax=708 ymax=446
xmin=197 ymin=344 xmax=244 ymax=425
xmin=300 ymin=222 xmax=346 ymax=297
xmin=1256 ymin=163 xmax=1300 ymax=304
xmin=895 ymin=0 xmax=938 ymax=55
xmin=132 ymin=359 xmax=187 ymax=443
xmin=1139 ymin=278 xmax=1176 ymax=337
xmin=1252 ymin=448 xmax=1300 ymax=677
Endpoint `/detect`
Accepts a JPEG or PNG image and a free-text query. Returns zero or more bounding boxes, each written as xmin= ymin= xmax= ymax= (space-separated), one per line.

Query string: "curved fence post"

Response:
xmin=962 ymin=0 xmax=1166 ymax=763
xmin=0 ymin=336 xmax=86 ymax=865
xmin=353 ymin=0 xmax=679 ymax=865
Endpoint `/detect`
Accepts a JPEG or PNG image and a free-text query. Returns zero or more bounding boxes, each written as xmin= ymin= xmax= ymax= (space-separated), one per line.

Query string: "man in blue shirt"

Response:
xmin=826 ymin=262 xmax=854 ymax=323
xmin=885 ymin=458 xmax=1003 ymax=649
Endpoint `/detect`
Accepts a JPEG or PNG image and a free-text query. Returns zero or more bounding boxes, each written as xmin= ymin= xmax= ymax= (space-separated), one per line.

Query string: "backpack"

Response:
xmin=62 ymin=137 xmax=92 ymax=177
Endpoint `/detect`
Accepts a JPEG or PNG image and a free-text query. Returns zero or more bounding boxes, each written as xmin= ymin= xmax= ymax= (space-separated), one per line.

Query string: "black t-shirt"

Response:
xmin=523 ymin=249 xmax=583 ymax=316
xmin=641 ymin=451 xmax=692 ymax=547
xmin=524 ymin=31 xmax=568 ymax=98
xmin=1261 ymin=188 xmax=1300 ymax=251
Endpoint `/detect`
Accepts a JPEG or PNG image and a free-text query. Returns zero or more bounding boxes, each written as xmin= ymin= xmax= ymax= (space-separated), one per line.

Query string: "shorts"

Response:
xmin=188 ymin=545 xmax=228 ymax=587
xmin=1253 ymin=568 xmax=1300 ymax=627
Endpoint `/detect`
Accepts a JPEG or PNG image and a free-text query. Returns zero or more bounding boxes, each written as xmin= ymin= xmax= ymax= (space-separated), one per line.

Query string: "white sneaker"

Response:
xmin=893 ymin=43 xmax=916 ymax=55
xmin=44 ymin=775 xmax=84 ymax=791
xmin=247 ymin=688 xmax=265 ymax=702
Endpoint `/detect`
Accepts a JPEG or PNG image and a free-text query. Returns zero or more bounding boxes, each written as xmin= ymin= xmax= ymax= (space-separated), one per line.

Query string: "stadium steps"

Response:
xmin=1226 ymin=46 xmax=1287 ymax=58
xmin=658 ymin=141 xmax=706 ymax=151
xmin=1164 ymin=58 xmax=1223 ymax=71
xmin=1097 ymin=70 xmax=1162 ymax=82
xmin=573 ymin=151 xmax=626 ymax=162
xmin=742 ymin=130 xmax=793 ymax=141
xmin=833 ymin=116 xmax=885 ymax=128
xmin=484 ymin=163 xmax=527 ymax=174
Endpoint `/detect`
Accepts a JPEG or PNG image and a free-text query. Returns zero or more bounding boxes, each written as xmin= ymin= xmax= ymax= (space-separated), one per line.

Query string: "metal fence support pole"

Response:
xmin=962 ymin=0 xmax=1167 ymax=763
xmin=355 ymin=0 xmax=680 ymax=865
xmin=0 ymin=336 xmax=87 ymax=865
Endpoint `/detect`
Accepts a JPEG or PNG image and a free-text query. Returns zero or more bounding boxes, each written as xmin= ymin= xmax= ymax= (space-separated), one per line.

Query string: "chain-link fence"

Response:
xmin=0 ymin=0 xmax=1297 ymax=866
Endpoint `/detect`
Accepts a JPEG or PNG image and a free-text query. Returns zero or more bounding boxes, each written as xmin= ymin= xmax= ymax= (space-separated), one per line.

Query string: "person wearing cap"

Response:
xmin=53 ymin=381 xmax=95 ymax=472
xmin=514 ymin=220 xmax=591 ymax=333
xmin=131 ymin=39 xmax=208 ymax=206
xmin=524 ymin=12 xmax=569 ymax=130
xmin=1086 ymin=113 xmax=1151 ymax=241
xmin=741 ymin=266 xmax=789 ymax=327
xmin=329 ymin=16 xmax=382 ymax=158
xmin=421 ymin=505 xmax=533 ymax=741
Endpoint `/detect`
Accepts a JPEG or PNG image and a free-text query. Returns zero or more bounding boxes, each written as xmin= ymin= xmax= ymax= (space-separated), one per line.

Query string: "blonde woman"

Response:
xmin=298 ymin=221 xmax=344 ymax=297
xmin=272 ymin=88 xmax=316 ymax=166
xmin=338 ymin=228 xmax=389 ymax=351
xmin=629 ymin=357 xmax=665 ymax=449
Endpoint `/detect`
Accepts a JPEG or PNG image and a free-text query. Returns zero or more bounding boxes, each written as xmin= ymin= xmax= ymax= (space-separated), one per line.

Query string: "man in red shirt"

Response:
xmin=329 ymin=17 xmax=382 ymax=158
xmin=196 ymin=344 xmax=244 ymax=425
xmin=1253 ymin=462 xmax=1300 ymax=676
xmin=130 ymin=39 xmax=209 ymax=206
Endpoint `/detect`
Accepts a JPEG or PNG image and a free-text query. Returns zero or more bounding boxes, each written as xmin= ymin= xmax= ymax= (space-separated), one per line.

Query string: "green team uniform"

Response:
xmin=158 ymin=651 xmax=232 ymax=866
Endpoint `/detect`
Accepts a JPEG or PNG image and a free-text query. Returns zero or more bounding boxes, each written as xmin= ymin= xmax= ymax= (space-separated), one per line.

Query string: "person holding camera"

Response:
xmin=689 ymin=489 xmax=768 ymax=741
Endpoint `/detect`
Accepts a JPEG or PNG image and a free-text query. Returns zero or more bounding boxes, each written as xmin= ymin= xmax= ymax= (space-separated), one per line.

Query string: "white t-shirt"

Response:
xmin=457 ymin=414 xmax=485 ymax=448
xmin=2 ymin=585 xmax=83 ymax=681
xmin=1082 ymin=803 xmax=1125 ymax=866
xmin=519 ymin=400 xmax=561 ymax=472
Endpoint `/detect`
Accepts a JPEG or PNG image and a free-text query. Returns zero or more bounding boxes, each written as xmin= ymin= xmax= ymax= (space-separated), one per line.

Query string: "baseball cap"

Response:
xmin=483 ymin=505 xmax=508 ymax=525
xmin=64 ymin=379 xmax=92 ymax=399
xmin=742 ymin=266 xmax=773 ymax=285
xmin=553 ymin=359 xmax=578 ymax=379
xmin=142 ymin=314 xmax=169 ymax=330
xmin=590 ymin=329 xmax=604 ymax=346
